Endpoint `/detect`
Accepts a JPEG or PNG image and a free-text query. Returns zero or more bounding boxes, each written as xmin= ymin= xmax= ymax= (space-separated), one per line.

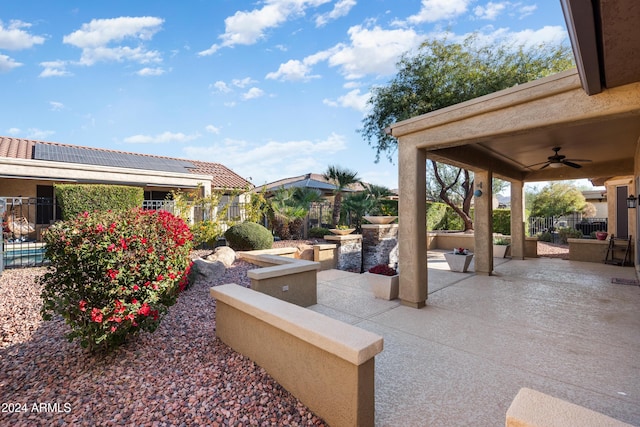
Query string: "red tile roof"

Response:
xmin=0 ymin=136 xmax=253 ymax=190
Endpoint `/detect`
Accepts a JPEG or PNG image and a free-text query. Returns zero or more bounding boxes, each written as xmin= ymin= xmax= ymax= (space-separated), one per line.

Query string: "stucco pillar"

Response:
xmin=398 ymin=145 xmax=427 ymax=308
xmin=510 ymin=180 xmax=525 ymax=260
xmin=473 ymin=170 xmax=493 ymax=275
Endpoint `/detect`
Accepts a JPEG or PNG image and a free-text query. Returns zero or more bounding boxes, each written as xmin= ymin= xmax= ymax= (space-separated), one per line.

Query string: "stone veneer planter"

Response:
xmin=443 ymin=252 xmax=474 ymax=272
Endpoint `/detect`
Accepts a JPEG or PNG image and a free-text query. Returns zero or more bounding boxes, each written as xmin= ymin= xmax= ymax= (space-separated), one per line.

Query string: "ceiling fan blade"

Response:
xmin=565 ymin=158 xmax=592 ymax=163
xmin=539 ymin=163 xmax=550 ymax=170
xmin=563 ymin=161 xmax=582 ymax=168
xmin=525 ymin=161 xmax=549 ymax=168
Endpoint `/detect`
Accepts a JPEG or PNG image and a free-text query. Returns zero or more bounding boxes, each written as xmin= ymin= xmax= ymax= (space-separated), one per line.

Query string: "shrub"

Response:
xmin=309 ymin=227 xmax=331 ymax=238
xmin=224 ymin=221 xmax=273 ymax=251
xmin=537 ymin=231 xmax=553 ymax=242
xmin=39 ymin=208 xmax=193 ymax=353
xmin=558 ymin=226 xmax=582 ymax=243
xmin=55 ymin=184 xmax=143 ymax=220
xmin=492 ymin=209 xmax=511 ymax=235
xmin=368 ymin=264 xmax=397 ymax=276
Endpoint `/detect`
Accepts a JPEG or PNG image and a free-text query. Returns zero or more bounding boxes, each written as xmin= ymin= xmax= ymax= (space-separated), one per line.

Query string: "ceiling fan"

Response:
xmin=526 ymin=147 xmax=592 ymax=170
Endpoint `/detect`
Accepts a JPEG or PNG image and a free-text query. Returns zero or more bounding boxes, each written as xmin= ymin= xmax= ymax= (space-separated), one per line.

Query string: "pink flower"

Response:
xmin=138 ymin=303 xmax=151 ymax=316
xmin=78 ymin=300 xmax=87 ymax=312
xmin=133 ymin=285 xmax=139 ymax=291
xmin=91 ymin=308 xmax=103 ymax=323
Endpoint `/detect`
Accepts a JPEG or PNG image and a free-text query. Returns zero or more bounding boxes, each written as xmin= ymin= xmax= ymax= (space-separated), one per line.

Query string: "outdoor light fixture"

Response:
xmin=474 ymin=182 xmax=483 ymax=197
xmin=626 ymin=195 xmax=637 ymax=209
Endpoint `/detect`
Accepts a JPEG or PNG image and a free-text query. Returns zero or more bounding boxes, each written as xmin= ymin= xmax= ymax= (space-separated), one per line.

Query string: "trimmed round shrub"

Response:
xmin=39 ymin=208 xmax=193 ymax=353
xmin=224 ymin=221 xmax=273 ymax=251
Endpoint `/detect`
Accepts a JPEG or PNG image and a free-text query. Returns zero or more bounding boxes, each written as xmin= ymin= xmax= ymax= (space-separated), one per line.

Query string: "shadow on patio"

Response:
xmin=311 ymin=253 xmax=640 ymax=426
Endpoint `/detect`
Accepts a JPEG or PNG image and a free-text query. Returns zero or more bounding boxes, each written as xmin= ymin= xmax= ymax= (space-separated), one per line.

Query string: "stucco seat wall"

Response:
xmin=210 ymin=284 xmax=383 ymax=427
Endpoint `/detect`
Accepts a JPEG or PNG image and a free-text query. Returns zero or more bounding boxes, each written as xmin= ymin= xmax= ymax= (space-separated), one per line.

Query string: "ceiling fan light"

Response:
xmin=548 ymin=162 xmax=563 ymax=168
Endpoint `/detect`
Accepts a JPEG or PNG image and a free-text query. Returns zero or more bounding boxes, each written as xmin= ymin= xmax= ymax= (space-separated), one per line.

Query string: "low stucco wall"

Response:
xmin=428 ymin=232 xmax=475 ymax=251
xmin=506 ymin=388 xmax=633 ymax=427
xmin=211 ymin=284 xmax=383 ymax=427
xmin=568 ymin=238 xmax=610 ymax=263
xmin=237 ymin=252 xmax=319 ymax=307
xmin=314 ymin=243 xmax=337 ymax=270
xmin=568 ymin=237 xmax=634 ymax=265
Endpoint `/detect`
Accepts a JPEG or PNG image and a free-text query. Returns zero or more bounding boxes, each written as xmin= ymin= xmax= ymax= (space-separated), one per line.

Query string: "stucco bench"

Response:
xmin=506 ymin=388 xmax=634 ymax=427
xmin=210 ymin=284 xmax=384 ymax=427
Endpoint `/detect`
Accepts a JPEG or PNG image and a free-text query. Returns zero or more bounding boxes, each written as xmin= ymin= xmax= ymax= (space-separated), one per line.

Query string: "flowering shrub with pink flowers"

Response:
xmin=39 ymin=208 xmax=193 ymax=352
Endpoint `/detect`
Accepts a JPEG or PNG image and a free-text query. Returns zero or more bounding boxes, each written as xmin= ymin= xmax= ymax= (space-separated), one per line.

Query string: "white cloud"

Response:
xmin=26 ymin=128 xmax=55 ymax=140
xmin=205 ymin=125 xmax=221 ymax=134
xmin=507 ymin=25 xmax=567 ymax=47
xmin=517 ymin=5 xmax=537 ymax=19
xmin=7 ymin=127 xmax=21 ymax=135
xmin=232 ymin=77 xmax=257 ymax=88
xmin=49 ymin=101 xmax=64 ymax=111
xmin=137 ymin=67 xmax=165 ymax=76
xmin=198 ymin=0 xmax=332 ymax=55
xmin=267 ymin=24 xmax=423 ymax=82
xmin=265 ymin=59 xmax=319 ymax=81
xmin=474 ymin=2 xmax=507 ymax=20
xmin=212 ymin=81 xmax=231 ymax=93
xmin=183 ymin=132 xmax=347 ymax=184
xmin=323 ymin=88 xmax=369 ymax=112
xmin=123 ymin=131 xmax=201 ymax=144
xmin=242 ymin=87 xmax=265 ymax=100
xmin=0 ymin=53 xmax=21 ymax=72
xmin=327 ymin=25 xmax=424 ymax=79
xmin=0 ymin=20 xmax=45 ymax=50
xmin=63 ymin=17 xmax=164 ymax=66
xmin=39 ymin=60 xmax=72 ymax=77
xmin=316 ymin=0 xmax=356 ymax=27
xmin=403 ymin=0 xmax=471 ymax=25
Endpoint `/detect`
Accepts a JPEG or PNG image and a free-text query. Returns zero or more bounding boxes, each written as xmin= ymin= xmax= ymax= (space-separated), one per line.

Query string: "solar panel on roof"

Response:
xmin=34 ymin=143 xmax=195 ymax=174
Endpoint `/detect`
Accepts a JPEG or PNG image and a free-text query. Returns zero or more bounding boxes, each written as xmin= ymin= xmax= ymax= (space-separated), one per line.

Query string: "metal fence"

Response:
xmin=528 ymin=215 xmax=608 ymax=238
xmin=2 ymin=197 xmax=51 ymax=270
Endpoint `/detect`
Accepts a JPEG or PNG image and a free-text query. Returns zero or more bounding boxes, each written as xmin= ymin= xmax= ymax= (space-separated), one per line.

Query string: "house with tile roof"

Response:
xmin=0 ymin=136 xmax=253 ymax=236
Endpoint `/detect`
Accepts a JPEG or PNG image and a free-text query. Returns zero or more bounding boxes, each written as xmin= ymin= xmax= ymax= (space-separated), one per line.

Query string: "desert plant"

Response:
xmin=224 ymin=221 xmax=273 ymax=251
xmin=39 ymin=208 xmax=193 ymax=353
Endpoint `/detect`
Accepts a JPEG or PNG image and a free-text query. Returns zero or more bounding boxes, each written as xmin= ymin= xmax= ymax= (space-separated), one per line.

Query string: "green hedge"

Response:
xmin=427 ymin=203 xmax=513 ymax=234
xmin=492 ymin=209 xmax=511 ymax=235
xmin=55 ymin=184 xmax=144 ymax=220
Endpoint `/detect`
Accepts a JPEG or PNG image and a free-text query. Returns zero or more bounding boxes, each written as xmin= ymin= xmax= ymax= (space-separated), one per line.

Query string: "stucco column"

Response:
xmin=398 ymin=145 xmax=427 ymax=308
xmin=473 ymin=170 xmax=493 ymax=275
xmin=510 ymin=180 xmax=525 ymax=260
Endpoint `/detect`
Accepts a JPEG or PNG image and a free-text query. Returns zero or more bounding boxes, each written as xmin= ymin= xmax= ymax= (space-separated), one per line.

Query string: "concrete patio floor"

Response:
xmin=310 ymin=252 xmax=640 ymax=426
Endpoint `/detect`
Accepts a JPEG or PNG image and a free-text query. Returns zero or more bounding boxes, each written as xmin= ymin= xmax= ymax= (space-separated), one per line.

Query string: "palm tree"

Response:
xmin=364 ymin=183 xmax=394 ymax=215
xmin=323 ymin=165 xmax=361 ymax=227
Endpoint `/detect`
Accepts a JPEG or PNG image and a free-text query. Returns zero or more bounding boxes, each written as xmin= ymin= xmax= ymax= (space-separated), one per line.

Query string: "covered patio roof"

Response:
xmin=388 ymin=0 xmax=640 ymax=185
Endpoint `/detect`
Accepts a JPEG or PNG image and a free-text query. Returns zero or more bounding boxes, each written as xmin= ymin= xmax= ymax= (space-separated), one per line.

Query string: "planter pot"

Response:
xmin=365 ymin=272 xmax=399 ymax=300
xmin=443 ymin=252 xmax=474 ymax=272
xmin=493 ymin=244 xmax=510 ymax=258
xmin=363 ymin=216 xmax=398 ymax=225
xmin=595 ymin=232 xmax=608 ymax=241
xmin=329 ymin=228 xmax=355 ymax=235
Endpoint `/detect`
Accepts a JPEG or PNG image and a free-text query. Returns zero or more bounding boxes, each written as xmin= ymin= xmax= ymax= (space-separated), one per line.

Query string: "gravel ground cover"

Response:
xmin=536 ymin=241 xmax=570 ymax=259
xmin=0 ymin=238 xmax=566 ymax=426
xmin=0 ymin=247 xmax=326 ymax=426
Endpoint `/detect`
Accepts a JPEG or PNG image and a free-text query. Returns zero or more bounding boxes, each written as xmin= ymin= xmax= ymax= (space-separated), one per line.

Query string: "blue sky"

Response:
xmin=0 ymin=1 xmax=570 ymax=189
